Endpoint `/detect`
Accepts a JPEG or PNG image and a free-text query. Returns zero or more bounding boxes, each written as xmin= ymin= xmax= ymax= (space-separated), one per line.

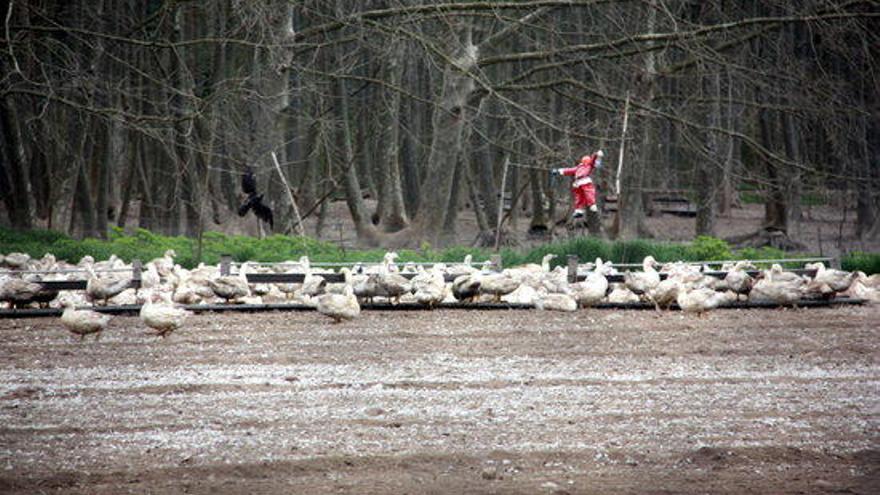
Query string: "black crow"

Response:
xmin=238 ymin=167 xmax=274 ymax=229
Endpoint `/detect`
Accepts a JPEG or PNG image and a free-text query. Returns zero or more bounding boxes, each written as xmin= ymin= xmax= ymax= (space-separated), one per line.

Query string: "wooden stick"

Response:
xmin=490 ymin=254 xmax=503 ymax=272
xmin=270 ymin=151 xmax=305 ymax=236
xmin=567 ymin=255 xmax=578 ymax=284
xmin=131 ymin=259 xmax=142 ymax=291
xmin=615 ymin=92 xmax=630 ymax=196
xmin=494 ymin=156 xmax=510 ymax=251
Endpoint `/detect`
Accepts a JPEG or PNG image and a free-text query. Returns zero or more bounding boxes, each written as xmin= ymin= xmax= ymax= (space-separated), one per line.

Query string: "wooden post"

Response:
xmin=271 ymin=151 xmax=305 ymax=236
xmin=494 ymin=157 xmax=510 ymax=251
xmin=220 ymin=255 xmax=232 ymax=276
xmin=490 ymin=254 xmax=502 ymax=272
xmin=132 ymin=259 xmax=142 ymax=291
xmin=567 ymin=255 xmax=578 ymax=284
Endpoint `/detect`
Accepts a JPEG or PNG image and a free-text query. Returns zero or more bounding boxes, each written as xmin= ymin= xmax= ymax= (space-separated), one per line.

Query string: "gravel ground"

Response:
xmin=1 ymin=305 xmax=878 ymax=494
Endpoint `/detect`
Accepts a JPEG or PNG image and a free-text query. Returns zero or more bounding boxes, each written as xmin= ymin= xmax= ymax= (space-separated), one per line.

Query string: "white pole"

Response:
xmin=271 ymin=151 xmax=305 ymax=236
xmin=615 ymin=92 xmax=630 ymax=196
xmin=494 ymin=156 xmax=510 ymax=251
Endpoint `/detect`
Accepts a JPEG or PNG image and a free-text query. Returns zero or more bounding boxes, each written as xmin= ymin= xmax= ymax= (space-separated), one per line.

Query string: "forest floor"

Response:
xmin=1 ymin=305 xmax=878 ymax=494
xmin=243 ymin=198 xmax=879 ymax=256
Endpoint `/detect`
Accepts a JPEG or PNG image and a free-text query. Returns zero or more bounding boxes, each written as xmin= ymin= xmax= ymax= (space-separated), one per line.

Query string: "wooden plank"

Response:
xmin=582 ymin=269 xmax=817 ymax=283
xmin=245 ymin=272 xmax=466 ymax=284
xmin=37 ymin=280 xmax=141 ymax=291
xmin=33 ymin=269 xmax=817 ymax=291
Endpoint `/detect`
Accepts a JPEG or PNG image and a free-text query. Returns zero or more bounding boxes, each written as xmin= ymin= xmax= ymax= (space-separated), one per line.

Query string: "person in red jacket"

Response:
xmin=553 ymin=150 xmax=604 ymax=219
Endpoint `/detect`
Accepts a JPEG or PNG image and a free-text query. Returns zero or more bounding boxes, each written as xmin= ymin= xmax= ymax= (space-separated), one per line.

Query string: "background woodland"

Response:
xmin=1 ymin=0 xmax=877 ymax=249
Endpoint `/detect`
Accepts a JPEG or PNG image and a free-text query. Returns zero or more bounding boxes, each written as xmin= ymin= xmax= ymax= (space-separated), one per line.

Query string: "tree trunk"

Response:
xmin=0 ymin=94 xmax=34 ymax=229
xmin=759 ymin=107 xmax=787 ymax=232
xmin=695 ymin=69 xmax=720 ymax=236
xmin=442 ymin=153 xmax=464 ymax=243
xmin=333 ymin=66 xmax=381 ymax=245
xmin=856 ymin=116 xmax=879 ymax=240
xmin=466 ymin=164 xmax=489 ymax=233
xmin=781 ymin=110 xmax=802 ymax=231
xmin=93 ymin=121 xmax=110 ymax=238
xmin=137 ymin=138 xmax=157 ymax=232
xmin=400 ymin=49 xmax=422 ymax=217
xmin=72 ymin=159 xmax=97 ymax=238
xmin=116 ymin=132 xmax=140 ymax=229
xmin=376 ymin=39 xmax=409 ymax=232
xmin=473 ymin=109 xmax=498 ymax=228
xmin=718 ymin=69 xmax=740 ymax=217
xmin=387 ymin=20 xmax=478 ymax=247
xmin=528 ymin=167 xmax=548 ymax=234
xmin=299 ymin=103 xmax=320 ymax=214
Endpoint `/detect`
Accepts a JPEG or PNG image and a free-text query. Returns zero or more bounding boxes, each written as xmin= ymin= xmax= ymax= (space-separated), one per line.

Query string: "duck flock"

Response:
xmin=1 ymin=250 xmax=878 ymax=340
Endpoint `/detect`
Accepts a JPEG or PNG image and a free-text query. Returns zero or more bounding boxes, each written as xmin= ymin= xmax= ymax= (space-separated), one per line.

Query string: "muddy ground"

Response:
xmin=0 ymin=305 xmax=878 ymax=494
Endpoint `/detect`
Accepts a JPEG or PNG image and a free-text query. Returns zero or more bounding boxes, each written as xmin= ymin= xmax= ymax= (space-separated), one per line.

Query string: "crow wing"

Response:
xmin=241 ymin=167 xmax=258 ymax=196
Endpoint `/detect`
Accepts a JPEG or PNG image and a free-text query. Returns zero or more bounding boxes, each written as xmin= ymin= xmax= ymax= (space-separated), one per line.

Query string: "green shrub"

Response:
xmin=842 ymin=252 xmax=880 ymax=275
xmin=687 ymin=236 xmax=733 ymax=261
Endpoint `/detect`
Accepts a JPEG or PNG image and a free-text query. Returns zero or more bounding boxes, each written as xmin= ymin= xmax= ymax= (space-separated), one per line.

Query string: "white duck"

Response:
xmin=534 ymin=289 xmax=577 ymax=312
xmin=299 ymin=257 xmax=327 ymax=298
xmin=607 ymin=284 xmax=640 ymax=304
xmin=623 ymin=256 xmax=660 ymax=297
xmin=501 ymin=284 xmax=539 ymax=305
xmin=0 ymin=277 xmax=43 ymax=309
xmin=724 ymin=260 xmax=755 ymax=301
xmin=520 ymin=253 xmax=557 ymax=274
xmin=60 ymin=298 xmax=112 ymax=341
xmin=809 ymin=263 xmax=856 ymax=295
xmin=413 ymin=269 xmax=447 ymax=308
xmin=843 ymin=272 xmax=880 ymax=303
xmin=85 ymin=265 xmax=131 ymax=306
xmin=274 ymin=258 xmax=306 ymax=299
xmin=571 ymin=258 xmax=609 ymax=307
xmin=316 ymin=285 xmax=360 ymax=323
xmin=750 ymin=264 xmax=804 ymax=305
xmin=140 ymin=263 xmax=161 ymax=290
xmin=478 ymin=272 xmax=520 ymax=302
xmin=376 ymin=252 xmax=411 ymax=304
xmin=2 ymin=252 xmax=31 ymax=269
xmin=676 ymin=285 xmax=729 ymax=316
xmin=452 ymin=273 xmax=481 ymax=303
xmin=140 ymin=290 xmax=191 ymax=338
xmin=326 ymin=267 xmax=354 ymax=294
xmin=505 ymin=254 xmax=557 ymax=287
xmin=649 ymin=278 xmax=682 ymax=310
xmin=209 ymin=262 xmax=252 ymax=302
xmin=33 ymin=253 xmax=58 ymax=272
xmin=151 ymin=249 xmax=177 ymax=278
xmin=353 ymin=273 xmax=380 ymax=304
xmin=447 ymin=255 xmax=479 ymax=277
xmin=172 ymin=265 xmax=212 ymax=304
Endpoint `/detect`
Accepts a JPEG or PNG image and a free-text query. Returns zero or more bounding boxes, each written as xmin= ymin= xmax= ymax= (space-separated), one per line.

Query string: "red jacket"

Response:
xmin=559 ymin=154 xmax=599 ymax=188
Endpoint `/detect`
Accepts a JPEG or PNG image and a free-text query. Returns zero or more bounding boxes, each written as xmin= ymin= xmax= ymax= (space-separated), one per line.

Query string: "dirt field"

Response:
xmin=1 ymin=305 xmax=878 ymax=494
